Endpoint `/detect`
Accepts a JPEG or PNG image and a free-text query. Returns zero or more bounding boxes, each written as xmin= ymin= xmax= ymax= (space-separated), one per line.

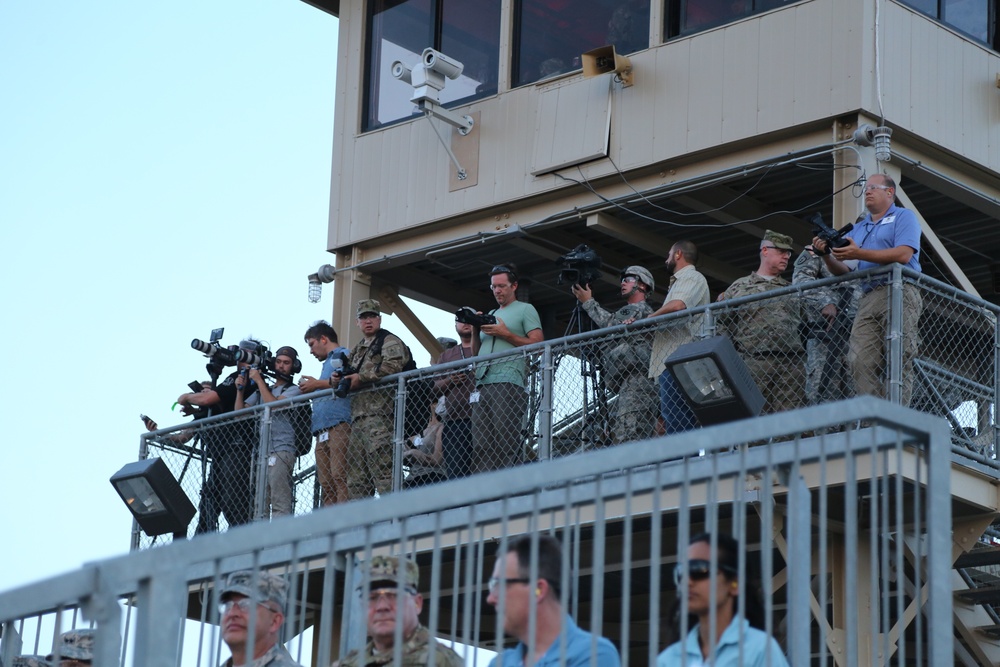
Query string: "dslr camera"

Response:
xmin=455 ymin=306 xmax=497 ymax=328
xmin=557 ymin=244 xmax=602 ymax=287
xmin=330 ymin=351 xmax=358 ymax=398
xmin=809 ymin=212 xmax=854 ymax=255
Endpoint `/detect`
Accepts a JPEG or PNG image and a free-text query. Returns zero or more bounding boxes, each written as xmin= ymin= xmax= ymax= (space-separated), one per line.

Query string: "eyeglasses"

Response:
xmin=365 ymin=587 xmax=415 ymax=604
xmin=490 ymin=265 xmax=517 ymax=282
xmin=762 ymin=245 xmax=792 ymax=256
xmin=219 ymin=598 xmax=281 ymax=616
xmin=487 ymin=576 xmax=530 ymax=595
xmin=621 ymin=276 xmax=638 ymax=283
xmin=673 ymin=559 xmax=738 ymax=586
xmin=864 ymin=184 xmax=892 ymax=192
xmin=489 ymin=283 xmax=512 ymax=291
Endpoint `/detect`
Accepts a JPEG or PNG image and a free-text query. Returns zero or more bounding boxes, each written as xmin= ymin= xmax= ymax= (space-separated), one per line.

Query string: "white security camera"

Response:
xmin=390 ymin=60 xmax=412 ymax=84
xmin=421 ymin=48 xmax=464 ymax=80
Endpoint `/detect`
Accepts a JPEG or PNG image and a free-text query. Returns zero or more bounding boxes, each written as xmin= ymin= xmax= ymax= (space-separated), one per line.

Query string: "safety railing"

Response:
xmin=1 ymin=399 xmax=955 ymax=666
xmin=132 ymin=265 xmax=999 ymax=549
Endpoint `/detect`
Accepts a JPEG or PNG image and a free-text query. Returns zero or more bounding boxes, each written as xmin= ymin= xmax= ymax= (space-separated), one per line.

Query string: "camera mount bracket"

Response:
xmin=420 ymin=100 xmax=474 ymax=180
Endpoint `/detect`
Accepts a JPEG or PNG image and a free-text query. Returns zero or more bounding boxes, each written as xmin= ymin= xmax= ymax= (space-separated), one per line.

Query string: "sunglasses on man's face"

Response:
xmin=673 ymin=559 xmax=738 ymax=586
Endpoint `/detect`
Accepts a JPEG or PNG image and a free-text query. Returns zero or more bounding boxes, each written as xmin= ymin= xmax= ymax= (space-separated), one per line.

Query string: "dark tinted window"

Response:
xmin=364 ymin=0 xmax=500 ymax=131
xmin=664 ymin=0 xmax=803 ymax=39
xmin=514 ymin=0 xmax=649 ymax=87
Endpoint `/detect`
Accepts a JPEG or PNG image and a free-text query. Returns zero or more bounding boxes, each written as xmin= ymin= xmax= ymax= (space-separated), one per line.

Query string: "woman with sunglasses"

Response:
xmin=658 ymin=533 xmax=789 ymax=666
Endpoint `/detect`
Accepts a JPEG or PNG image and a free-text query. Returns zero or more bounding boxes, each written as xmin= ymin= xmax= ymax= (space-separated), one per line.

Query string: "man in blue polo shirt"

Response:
xmin=812 ymin=173 xmax=922 ymax=404
xmin=486 ymin=534 xmax=621 ymax=667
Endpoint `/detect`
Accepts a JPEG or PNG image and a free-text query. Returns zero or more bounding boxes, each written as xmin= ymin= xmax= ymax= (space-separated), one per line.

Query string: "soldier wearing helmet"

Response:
xmin=571 ymin=265 xmax=657 ymax=444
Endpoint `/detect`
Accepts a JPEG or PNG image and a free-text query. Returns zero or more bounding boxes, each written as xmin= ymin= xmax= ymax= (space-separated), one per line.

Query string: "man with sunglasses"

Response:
xmin=334 ymin=555 xmax=463 ymax=667
xmin=470 ymin=264 xmax=544 ymax=472
xmin=486 ymin=534 xmax=621 ymax=666
xmin=572 ymin=265 xmax=658 ymax=444
xmin=812 ymin=174 xmax=923 ymax=405
xmin=219 ymin=570 xmax=303 ymax=666
xmin=718 ymin=231 xmax=805 ymax=414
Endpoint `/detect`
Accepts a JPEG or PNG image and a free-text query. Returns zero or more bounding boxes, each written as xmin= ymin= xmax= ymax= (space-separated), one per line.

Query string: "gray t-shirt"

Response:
xmin=245 ymin=383 xmax=302 ymax=454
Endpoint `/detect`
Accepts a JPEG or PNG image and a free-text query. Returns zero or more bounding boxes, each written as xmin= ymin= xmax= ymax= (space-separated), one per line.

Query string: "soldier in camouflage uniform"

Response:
xmin=13 ymin=657 xmax=51 ymax=667
xmin=337 ymin=299 xmax=409 ymax=498
xmin=571 ymin=266 xmax=657 ymax=444
xmin=718 ymin=231 xmax=805 ymax=414
xmin=792 ymin=245 xmax=860 ymax=404
xmin=334 ymin=555 xmax=463 ymax=667
xmin=219 ymin=570 xmax=303 ymax=667
xmin=44 ymin=629 xmax=94 ymax=665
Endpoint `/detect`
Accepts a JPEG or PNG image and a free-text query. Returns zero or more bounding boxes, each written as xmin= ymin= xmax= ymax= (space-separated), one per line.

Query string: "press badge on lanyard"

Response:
xmin=469 ymin=391 xmax=481 ymax=404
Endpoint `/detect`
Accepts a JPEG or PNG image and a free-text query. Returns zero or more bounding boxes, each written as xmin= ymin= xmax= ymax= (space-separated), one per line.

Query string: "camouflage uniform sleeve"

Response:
xmin=580 ymin=298 xmax=616 ymax=328
xmin=792 ymin=251 xmax=837 ymax=315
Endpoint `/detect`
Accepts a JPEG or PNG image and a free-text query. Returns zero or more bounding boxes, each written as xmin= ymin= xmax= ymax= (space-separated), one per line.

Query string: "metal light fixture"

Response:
xmin=306 ymin=264 xmax=336 ymax=303
xmin=665 ymin=335 xmax=765 ymax=425
xmin=872 ymin=125 xmax=893 ymax=162
xmin=110 ymin=457 xmax=195 ymax=538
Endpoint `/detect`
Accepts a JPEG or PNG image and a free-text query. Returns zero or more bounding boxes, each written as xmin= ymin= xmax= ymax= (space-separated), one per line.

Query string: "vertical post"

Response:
xmin=787 ymin=471 xmax=812 ymax=664
xmin=255 ymin=406 xmax=272 ymax=520
xmin=133 ymin=564 xmax=187 ymax=667
xmin=0 ymin=623 xmax=23 ymax=666
xmin=926 ymin=421 xmax=954 ymax=665
xmin=701 ymin=303 xmax=716 ymax=339
xmin=994 ymin=314 xmax=1000 ymax=459
xmin=537 ymin=345 xmax=554 ymax=461
xmin=888 ymin=265 xmax=904 ymax=404
xmin=393 ymin=376 xmax=407 ymax=492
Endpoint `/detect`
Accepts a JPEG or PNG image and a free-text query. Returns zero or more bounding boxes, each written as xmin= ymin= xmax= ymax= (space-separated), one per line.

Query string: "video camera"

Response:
xmin=191 ymin=328 xmax=241 ymax=379
xmin=557 ymin=244 xmax=602 ymax=287
xmin=809 ymin=212 xmax=854 ymax=256
xmin=455 ymin=306 xmax=497 ymax=328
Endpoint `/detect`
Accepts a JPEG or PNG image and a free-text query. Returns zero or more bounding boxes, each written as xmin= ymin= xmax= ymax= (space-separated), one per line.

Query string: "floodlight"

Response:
xmin=306 ymin=264 xmax=336 ymax=303
xmin=110 ymin=457 xmax=195 ymax=538
xmin=664 ymin=335 xmax=765 ymax=425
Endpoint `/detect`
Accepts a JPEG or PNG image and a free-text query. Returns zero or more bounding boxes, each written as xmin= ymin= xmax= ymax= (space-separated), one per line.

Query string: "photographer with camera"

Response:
xmin=571 ymin=265 xmax=657 ymax=444
xmin=469 ymin=264 xmax=544 ymax=472
xmin=432 ymin=317 xmax=476 ymax=478
xmin=298 ymin=321 xmax=352 ymax=506
xmin=811 ymin=174 xmax=923 ymax=404
xmin=235 ymin=346 xmax=302 ymax=518
xmin=337 ymin=299 xmax=410 ymax=498
xmin=177 ymin=338 xmax=262 ymax=533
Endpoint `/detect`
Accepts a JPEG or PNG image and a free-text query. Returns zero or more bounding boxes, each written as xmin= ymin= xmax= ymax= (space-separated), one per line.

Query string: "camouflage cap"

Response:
xmin=14 ymin=656 xmax=52 ymax=667
xmin=46 ymin=629 xmax=94 ymax=661
xmin=360 ymin=555 xmax=420 ymax=591
xmin=763 ymin=230 xmax=794 ymax=251
xmin=356 ymin=299 xmax=381 ymax=317
xmin=220 ymin=570 xmax=288 ymax=611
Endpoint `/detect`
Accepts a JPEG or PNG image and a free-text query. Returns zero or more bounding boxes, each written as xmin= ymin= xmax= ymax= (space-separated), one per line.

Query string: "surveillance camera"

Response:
xmin=421 ymin=48 xmax=464 ymax=80
xmin=391 ymin=60 xmax=412 ymax=84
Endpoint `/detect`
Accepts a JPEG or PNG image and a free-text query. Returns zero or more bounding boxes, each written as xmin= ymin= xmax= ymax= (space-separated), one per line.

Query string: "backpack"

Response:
xmin=371 ymin=329 xmax=430 ymax=439
xmin=290 ymin=402 xmax=314 ymax=456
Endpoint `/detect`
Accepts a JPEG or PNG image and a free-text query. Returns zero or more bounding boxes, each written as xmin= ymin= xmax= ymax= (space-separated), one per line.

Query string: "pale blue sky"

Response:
xmin=0 ymin=1 xmax=453 ymax=594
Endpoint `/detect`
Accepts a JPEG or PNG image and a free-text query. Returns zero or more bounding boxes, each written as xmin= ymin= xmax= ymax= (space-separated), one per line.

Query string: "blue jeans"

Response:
xmin=659 ymin=370 xmax=698 ymax=434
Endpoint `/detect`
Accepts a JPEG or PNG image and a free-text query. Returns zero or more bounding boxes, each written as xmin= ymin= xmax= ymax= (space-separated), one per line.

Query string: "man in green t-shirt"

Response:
xmin=470 ymin=264 xmax=544 ymax=472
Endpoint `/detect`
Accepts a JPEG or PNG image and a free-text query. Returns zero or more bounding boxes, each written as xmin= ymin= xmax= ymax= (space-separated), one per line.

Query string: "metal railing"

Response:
xmin=129 ymin=265 xmax=999 ymax=547
xmin=0 ymin=399 xmax=955 ymax=666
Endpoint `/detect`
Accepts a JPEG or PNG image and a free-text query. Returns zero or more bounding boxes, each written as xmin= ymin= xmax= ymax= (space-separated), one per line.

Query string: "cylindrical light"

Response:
xmin=873 ymin=126 xmax=893 ymax=162
xmin=308 ymin=276 xmax=322 ymax=303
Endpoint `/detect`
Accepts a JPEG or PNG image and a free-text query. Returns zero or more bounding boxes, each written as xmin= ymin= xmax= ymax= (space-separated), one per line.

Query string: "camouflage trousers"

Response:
xmin=849 ymin=283 xmax=922 ymax=405
xmin=613 ymin=374 xmax=658 ymax=444
xmin=347 ymin=413 xmax=394 ymax=499
xmin=745 ymin=354 xmax=805 ymax=414
xmin=804 ymin=336 xmax=853 ymax=405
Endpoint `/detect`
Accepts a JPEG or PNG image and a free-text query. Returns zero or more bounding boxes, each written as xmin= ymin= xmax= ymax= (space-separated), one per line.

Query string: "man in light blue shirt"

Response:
xmin=487 ymin=534 xmax=621 ymax=667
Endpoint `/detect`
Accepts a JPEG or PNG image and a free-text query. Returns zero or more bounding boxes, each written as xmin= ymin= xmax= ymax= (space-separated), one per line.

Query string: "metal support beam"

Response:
xmin=377 ymin=285 xmax=444 ymax=362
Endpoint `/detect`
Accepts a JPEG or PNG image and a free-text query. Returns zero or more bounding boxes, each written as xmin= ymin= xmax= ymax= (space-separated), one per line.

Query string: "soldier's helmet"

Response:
xmin=621 ymin=266 xmax=655 ymax=293
xmin=46 ymin=629 xmax=95 ymax=662
xmin=220 ymin=570 xmax=289 ymax=611
xmin=359 ymin=555 xmax=420 ymax=593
